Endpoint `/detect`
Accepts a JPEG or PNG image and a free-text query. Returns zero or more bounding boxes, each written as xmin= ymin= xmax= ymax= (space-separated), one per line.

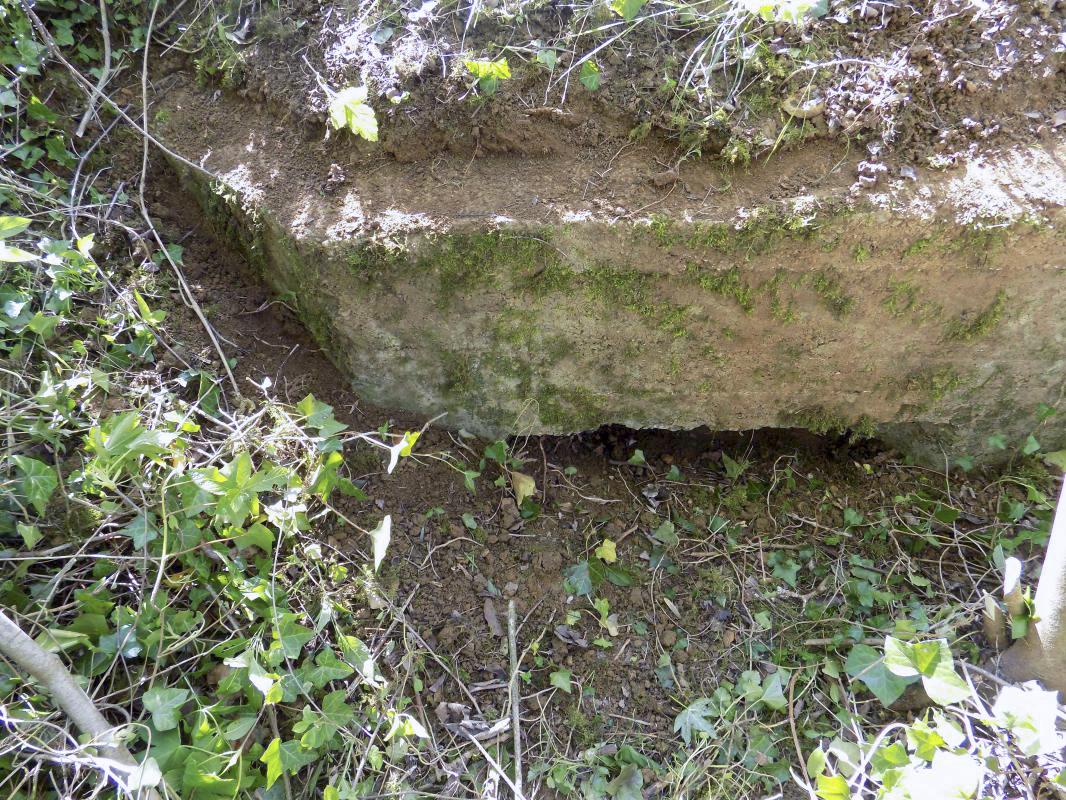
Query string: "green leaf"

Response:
xmin=0 ymin=216 xmax=31 ymax=239
xmin=0 ymin=242 xmax=37 ymax=262
xmin=305 ymin=649 xmax=355 ymax=688
xmin=465 ymin=58 xmax=510 ymax=81
xmin=536 ymin=48 xmax=557 ymax=69
xmin=922 ymin=652 xmax=972 ymax=705
xmin=627 ymin=448 xmax=646 ymax=465
xmin=1043 ymin=450 xmax=1066 ymax=471
xmin=261 ymin=738 xmax=282 ymax=788
xmin=12 ymin=455 xmax=58 ymax=515
xmin=462 ymin=469 xmax=480 ymax=491
xmin=370 ymin=514 xmax=391 ymax=572
xmin=142 ymin=687 xmax=190 ymax=731
xmin=609 ymin=0 xmax=648 ymax=20
xmin=814 ymin=773 xmax=850 ymax=800
xmin=1022 ymin=434 xmax=1041 ymax=455
xmin=121 ymin=512 xmax=160 ymax=548
xmin=328 ymin=86 xmax=378 ymax=141
xmin=844 ymin=643 xmax=913 ymax=706
xmin=483 ymin=440 xmax=508 ymax=464
xmin=721 ymin=452 xmax=745 ymax=479
xmin=274 ymin=613 xmax=314 ymax=659
xmin=806 ymin=747 xmax=827 ymax=778
xmin=987 ymin=432 xmax=1008 ymax=450
xmin=606 ymin=763 xmax=643 ymax=800
xmin=564 ymin=559 xmax=605 ymax=595
xmin=759 ymin=670 xmax=788 ymax=711
xmin=550 ymin=669 xmax=572 ymax=693
xmin=17 ymin=522 xmax=42 ymax=549
xmin=674 ymin=698 xmax=718 ymax=744
xmin=883 ymin=636 xmax=920 ymax=677
xmin=26 ymin=311 xmax=60 ymax=338
xmin=233 ymin=522 xmax=274 ymax=553
xmin=604 ymin=563 xmax=632 ymax=587
xmin=579 ymin=60 xmax=601 ymax=91
xmin=653 ymin=520 xmax=678 ymax=547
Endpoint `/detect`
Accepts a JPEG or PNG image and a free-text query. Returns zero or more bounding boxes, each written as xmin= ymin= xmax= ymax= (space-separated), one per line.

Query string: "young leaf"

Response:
xmin=550 ymin=669 xmax=572 ymax=693
xmin=17 ymin=522 xmax=42 ymax=549
xmin=595 ymin=538 xmax=617 ymax=563
xmin=261 ymin=738 xmax=283 ymax=788
xmin=327 ymin=86 xmax=378 ymax=141
xmin=610 ymin=0 xmax=648 ymax=20
xmin=0 ymin=216 xmax=31 ymax=239
xmin=579 ymin=60 xmax=601 ymax=91
xmin=814 ymin=773 xmax=850 ymax=800
xmin=0 ymin=242 xmax=38 ymax=262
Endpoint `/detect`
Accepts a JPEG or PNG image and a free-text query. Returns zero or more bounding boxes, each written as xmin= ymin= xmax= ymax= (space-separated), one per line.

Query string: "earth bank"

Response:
xmin=149 ymin=0 xmax=1066 ymax=464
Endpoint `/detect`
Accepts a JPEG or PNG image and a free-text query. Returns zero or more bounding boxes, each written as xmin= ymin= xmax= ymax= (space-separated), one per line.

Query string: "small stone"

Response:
xmin=661 ymin=629 xmax=677 ymax=648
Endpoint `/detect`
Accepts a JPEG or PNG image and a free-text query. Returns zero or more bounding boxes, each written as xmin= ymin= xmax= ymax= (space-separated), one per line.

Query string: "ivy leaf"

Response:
xmin=142 ymin=687 xmax=190 ymax=731
xmin=845 ymin=643 xmax=913 ymax=706
xmin=674 ymin=697 xmax=718 ymax=745
xmin=536 ymin=48 xmax=557 ymax=69
xmin=595 ymin=538 xmax=617 ymax=563
xmin=759 ymin=670 xmax=788 ymax=711
xmin=12 ymin=455 xmax=58 ymax=515
xmin=328 ymin=86 xmax=378 ymax=141
xmin=922 ymin=644 xmax=972 ymax=705
xmin=564 ymin=559 xmax=605 ymax=595
xmin=609 ymin=0 xmax=648 ymax=20
xmin=991 ymin=683 xmax=1065 ymax=756
xmin=0 ymin=216 xmax=31 ymax=239
xmin=579 ymin=60 xmax=601 ymax=91
xmin=606 ymin=763 xmax=643 ymax=800
xmin=261 ymin=738 xmax=283 ymax=788
xmin=1042 ymin=450 xmax=1066 ymax=471
xmin=0 ymin=242 xmax=38 ymax=262
xmin=17 ymin=523 xmax=42 ymax=549
xmin=550 ymin=669 xmax=572 ymax=693
xmin=814 ymin=773 xmax=850 ymax=800
xmin=274 ymin=613 xmax=314 ymax=659
xmin=121 ymin=512 xmax=160 ymax=548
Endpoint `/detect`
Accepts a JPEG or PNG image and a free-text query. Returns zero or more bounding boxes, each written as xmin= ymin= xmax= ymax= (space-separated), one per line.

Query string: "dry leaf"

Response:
xmin=483 ymin=598 xmax=503 ymax=637
xmin=509 ymin=470 xmax=536 ymax=506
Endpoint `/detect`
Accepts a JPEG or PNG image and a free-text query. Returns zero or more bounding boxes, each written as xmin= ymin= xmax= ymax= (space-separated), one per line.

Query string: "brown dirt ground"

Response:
xmin=130 ymin=162 xmax=1053 ymax=797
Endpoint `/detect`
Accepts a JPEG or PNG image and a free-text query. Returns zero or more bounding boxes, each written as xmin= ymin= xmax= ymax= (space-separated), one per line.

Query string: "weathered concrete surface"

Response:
xmin=159 ymin=84 xmax=1066 ymax=463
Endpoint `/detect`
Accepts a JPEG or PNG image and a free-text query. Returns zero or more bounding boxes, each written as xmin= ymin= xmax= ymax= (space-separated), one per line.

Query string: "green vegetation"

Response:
xmin=3 ymin=5 xmax=1064 ymax=800
xmin=809 ymin=269 xmax=854 ymax=318
xmin=946 ymin=289 xmax=1008 ymax=341
xmin=685 ymin=264 xmax=756 ymax=313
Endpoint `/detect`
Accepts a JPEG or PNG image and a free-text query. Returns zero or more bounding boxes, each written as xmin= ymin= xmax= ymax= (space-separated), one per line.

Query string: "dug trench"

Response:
xmin=141 ymin=164 xmax=1055 ymax=795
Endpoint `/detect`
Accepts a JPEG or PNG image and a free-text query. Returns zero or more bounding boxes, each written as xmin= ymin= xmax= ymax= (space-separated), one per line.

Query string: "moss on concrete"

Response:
xmin=583 ymin=263 xmax=689 ymax=336
xmin=780 ymin=407 xmax=876 ymax=440
xmin=906 ymin=366 xmax=964 ymax=410
xmin=946 ymin=289 xmax=1008 ymax=341
xmin=685 ymin=264 xmax=756 ymax=313
xmin=810 ymin=269 xmax=854 ymax=319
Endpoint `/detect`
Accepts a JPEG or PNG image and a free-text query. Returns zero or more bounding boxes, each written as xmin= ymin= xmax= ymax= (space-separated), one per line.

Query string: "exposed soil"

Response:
xmin=191 ymin=0 xmax=1066 ymax=170
xmin=132 ymin=159 xmax=1052 ymax=796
